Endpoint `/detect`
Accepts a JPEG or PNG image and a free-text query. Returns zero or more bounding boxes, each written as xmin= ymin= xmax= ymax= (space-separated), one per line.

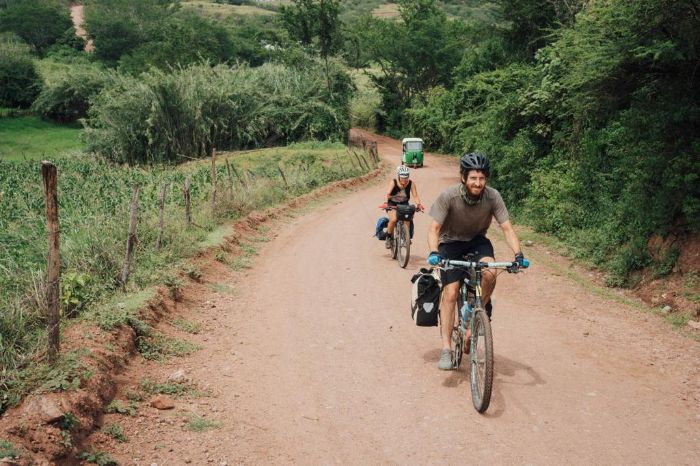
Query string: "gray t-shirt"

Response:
xmin=429 ymin=184 xmax=509 ymax=243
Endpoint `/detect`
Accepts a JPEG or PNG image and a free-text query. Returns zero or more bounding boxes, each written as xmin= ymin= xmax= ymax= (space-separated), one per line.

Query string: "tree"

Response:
xmin=0 ymin=0 xmax=73 ymax=55
xmin=84 ymin=0 xmax=177 ymax=65
xmin=359 ymin=0 xmax=468 ymax=130
xmin=280 ymin=0 xmax=343 ymax=91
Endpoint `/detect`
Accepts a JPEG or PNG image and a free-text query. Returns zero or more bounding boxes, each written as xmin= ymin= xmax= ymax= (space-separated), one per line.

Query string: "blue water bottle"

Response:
xmin=460 ymin=301 xmax=472 ymax=325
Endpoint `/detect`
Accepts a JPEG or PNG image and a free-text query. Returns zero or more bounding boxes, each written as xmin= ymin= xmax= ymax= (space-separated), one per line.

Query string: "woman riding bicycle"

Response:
xmin=383 ymin=165 xmax=424 ymax=249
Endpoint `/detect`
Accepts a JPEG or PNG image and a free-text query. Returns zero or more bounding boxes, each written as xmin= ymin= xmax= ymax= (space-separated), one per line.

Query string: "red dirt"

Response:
xmin=1 ymin=129 xmax=698 ymax=464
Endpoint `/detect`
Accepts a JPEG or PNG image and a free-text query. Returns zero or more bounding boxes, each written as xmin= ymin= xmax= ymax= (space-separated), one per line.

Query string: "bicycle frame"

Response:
xmin=381 ymin=204 xmax=419 ymax=268
xmin=440 ymin=258 xmax=524 ymax=413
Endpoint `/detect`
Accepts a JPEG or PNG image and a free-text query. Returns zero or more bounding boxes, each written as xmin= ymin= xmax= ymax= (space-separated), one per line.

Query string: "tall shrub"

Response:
xmin=32 ymin=65 xmax=115 ymax=123
xmin=0 ymin=44 xmax=42 ymax=108
xmin=84 ymin=61 xmax=353 ymax=164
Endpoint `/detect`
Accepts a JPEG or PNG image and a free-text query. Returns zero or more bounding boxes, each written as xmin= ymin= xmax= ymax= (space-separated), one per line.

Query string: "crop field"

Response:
xmin=0 ymin=142 xmax=374 ymax=408
xmin=0 ymin=116 xmax=83 ymax=161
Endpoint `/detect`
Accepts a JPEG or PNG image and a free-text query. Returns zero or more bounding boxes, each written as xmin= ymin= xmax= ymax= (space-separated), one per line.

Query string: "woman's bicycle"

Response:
xmin=438 ymin=255 xmax=529 ymax=413
xmin=380 ymin=204 xmax=421 ymax=268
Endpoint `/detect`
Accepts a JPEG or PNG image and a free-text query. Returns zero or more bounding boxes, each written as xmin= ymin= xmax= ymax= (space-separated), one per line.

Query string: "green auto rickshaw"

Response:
xmin=401 ymin=137 xmax=424 ymax=167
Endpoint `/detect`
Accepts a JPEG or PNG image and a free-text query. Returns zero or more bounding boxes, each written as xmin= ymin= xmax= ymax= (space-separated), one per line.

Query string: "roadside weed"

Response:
xmin=103 ymin=423 xmax=128 ymax=443
xmin=184 ymin=413 xmax=221 ymax=432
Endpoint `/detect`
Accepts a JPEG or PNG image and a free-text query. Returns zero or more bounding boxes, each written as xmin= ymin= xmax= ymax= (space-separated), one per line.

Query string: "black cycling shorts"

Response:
xmin=438 ymin=235 xmax=495 ymax=286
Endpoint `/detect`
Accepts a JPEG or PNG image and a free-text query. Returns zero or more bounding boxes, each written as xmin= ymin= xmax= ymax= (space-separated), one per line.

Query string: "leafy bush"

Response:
xmin=0 ymin=44 xmax=43 ymax=108
xmin=32 ymin=65 xmax=115 ymax=123
xmin=400 ymin=0 xmax=700 ymax=284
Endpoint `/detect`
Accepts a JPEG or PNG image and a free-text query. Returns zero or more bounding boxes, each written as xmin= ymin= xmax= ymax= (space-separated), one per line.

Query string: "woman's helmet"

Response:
xmin=459 ymin=152 xmax=490 ymax=177
xmin=397 ymin=165 xmax=410 ymax=179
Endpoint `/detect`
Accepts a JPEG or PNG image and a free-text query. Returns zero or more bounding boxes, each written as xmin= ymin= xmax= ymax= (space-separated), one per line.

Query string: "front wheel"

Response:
xmin=469 ymin=309 xmax=494 ymax=413
xmin=391 ymin=225 xmax=399 ymax=259
xmin=397 ymin=222 xmax=410 ymax=268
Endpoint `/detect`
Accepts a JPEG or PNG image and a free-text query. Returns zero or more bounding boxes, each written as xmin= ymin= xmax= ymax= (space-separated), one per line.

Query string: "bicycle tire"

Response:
xmin=451 ymin=325 xmax=463 ymax=369
xmin=397 ymin=222 xmax=410 ymax=268
xmin=469 ymin=309 xmax=494 ymax=413
xmin=391 ymin=223 xmax=399 ymax=259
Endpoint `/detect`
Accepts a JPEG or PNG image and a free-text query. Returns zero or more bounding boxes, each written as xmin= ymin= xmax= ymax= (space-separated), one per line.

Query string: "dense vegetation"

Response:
xmin=84 ymin=60 xmax=353 ymax=164
xmin=356 ymin=0 xmax=700 ymax=286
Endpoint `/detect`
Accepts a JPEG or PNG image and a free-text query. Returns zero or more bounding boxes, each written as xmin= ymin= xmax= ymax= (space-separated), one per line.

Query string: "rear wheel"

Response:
xmin=469 ymin=309 xmax=494 ymax=413
xmin=397 ymin=222 xmax=410 ymax=268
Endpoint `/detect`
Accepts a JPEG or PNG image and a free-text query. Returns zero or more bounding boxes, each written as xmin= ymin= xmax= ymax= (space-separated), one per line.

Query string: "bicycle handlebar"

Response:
xmin=441 ymin=258 xmax=529 ymax=272
xmin=378 ymin=203 xmax=424 ymax=212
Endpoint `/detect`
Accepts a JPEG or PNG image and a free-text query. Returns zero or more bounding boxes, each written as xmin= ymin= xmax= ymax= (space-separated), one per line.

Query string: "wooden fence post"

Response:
xmin=225 ymin=158 xmax=234 ymax=198
xmin=334 ymin=153 xmax=346 ymax=178
xmin=156 ymin=182 xmax=167 ymax=249
xmin=277 ymin=164 xmax=288 ymax=188
xmin=121 ymin=184 xmax=140 ymax=291
xmin=41 ymin=161 xmax=60 ymax=363
xmin=356 ymin=149 xmax=370 ymax=171
xmin=184 ymin=176 xmax=191 ymax=226
xmin=211 ymin=148 xmax=217 ymax=215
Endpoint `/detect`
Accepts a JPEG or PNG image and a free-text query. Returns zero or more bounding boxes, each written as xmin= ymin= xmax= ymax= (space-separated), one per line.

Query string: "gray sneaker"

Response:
xmin=438 ymin=349 xmax=453 ymax=370
xmin=385 ymin=236 xmax=393 ymax=249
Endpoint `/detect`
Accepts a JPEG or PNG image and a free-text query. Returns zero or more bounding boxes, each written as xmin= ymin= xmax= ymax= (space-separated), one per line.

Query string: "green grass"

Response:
xmin=170 ymin=318 xmax=202 ymax=334
xmin=207 ymin=282 xmax=237 ymax=294
xmin=139 ymin=377 xmax=208 ymax=398
xmin=0 ymin=116 xmax=83 ymax=161
xmin=184 ymin=413 xmax=221 ymax=432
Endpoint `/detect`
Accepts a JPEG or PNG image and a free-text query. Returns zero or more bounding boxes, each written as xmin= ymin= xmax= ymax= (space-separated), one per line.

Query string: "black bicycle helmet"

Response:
xmin=459 ymin=152 xmax=490 ymax=177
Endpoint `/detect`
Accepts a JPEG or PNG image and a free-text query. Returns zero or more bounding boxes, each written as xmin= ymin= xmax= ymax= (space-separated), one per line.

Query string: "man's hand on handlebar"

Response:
xmin=427 ymin=251 xmax=442 ymax=266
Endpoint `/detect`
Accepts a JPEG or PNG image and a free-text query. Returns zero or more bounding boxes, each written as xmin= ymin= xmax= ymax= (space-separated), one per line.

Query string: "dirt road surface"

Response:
xmin=94 ymin=130 xmax=700 ymax=465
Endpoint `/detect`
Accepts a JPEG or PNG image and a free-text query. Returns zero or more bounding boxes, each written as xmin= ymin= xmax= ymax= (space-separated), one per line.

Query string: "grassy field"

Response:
xmin=0 ymin=141 xmax=375 ymax=414
xmin=0 ymin=116 xmax=83 ymax=161
xmin=372 ymin=2 xmax=400 ymax=18
xmin=181 ymin=0 xmax=279 ymax=19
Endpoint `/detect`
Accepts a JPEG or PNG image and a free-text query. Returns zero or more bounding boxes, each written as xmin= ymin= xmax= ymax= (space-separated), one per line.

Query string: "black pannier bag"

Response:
xmin=410 ymin=268 xmax=440 ymax=326
xmin=396 ymin=204 xmax=416 ymax=221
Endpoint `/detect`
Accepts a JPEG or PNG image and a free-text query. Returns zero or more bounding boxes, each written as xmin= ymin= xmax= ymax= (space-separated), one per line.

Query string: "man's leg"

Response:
xmin=440 ymin=281 xmax=459 ymax=350
xmin=479 ymin=255 xmax=497 ymax=309
xmin=438 ymin=281 xmax=459 ymax=370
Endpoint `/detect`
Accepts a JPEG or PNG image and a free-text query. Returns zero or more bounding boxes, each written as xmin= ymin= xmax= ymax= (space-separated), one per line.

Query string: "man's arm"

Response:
xmin=499 ymin=220 xmax=521 ymax=256
xmin=428 ymin=220 xmax=442 ymax=252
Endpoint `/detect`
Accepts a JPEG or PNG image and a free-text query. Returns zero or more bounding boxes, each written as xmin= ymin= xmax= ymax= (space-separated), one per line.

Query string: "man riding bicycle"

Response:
xmin=383 ymin=165 xmax=424 ymax=249
xmin=426 ymin=152 xmax=526 ymax=370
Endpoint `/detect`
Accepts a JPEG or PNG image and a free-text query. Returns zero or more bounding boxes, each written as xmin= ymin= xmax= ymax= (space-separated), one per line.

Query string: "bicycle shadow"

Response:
xmin=486 ymin=354 xmax=546 ymax=418
xmin=424 ymin=350 xmax=545 ymax=418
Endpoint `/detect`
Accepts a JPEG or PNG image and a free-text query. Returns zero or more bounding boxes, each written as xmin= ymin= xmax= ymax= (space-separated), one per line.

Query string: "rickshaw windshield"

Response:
xmin=405 ymin=141 xmax=422 ymax=151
